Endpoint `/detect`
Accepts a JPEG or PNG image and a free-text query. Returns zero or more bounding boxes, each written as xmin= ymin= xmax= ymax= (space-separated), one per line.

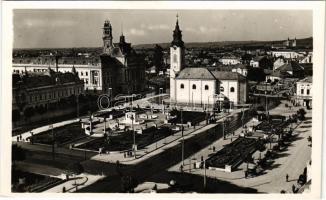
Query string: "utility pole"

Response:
xmin=76 ymin=94 xmax=79 ymax=119
xmin=51 ymin=124 xmax=55 ymax=160
xmin=203 ymin=160 xmax=207 ymax=189
xmin=265 ymin=81 xmax=268 ymax=117
xmin=223 ymin=118 xmax=225 ymax=140
xmin=181 ymin=108 xmax=184 ymax=166
xmin=103 ymin=117 xmax=106 ymax=135
xmin=131 ymin=114 xmax=136 ymax=159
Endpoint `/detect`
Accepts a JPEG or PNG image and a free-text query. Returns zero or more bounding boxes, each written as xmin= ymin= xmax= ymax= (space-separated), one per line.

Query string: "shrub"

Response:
xmin=66 ymin=162 xmax=84 ymax=176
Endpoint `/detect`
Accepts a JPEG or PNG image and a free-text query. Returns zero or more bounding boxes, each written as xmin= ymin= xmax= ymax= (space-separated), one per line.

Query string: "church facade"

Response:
xmin=169 ymin=17 xmax=248 ymax=106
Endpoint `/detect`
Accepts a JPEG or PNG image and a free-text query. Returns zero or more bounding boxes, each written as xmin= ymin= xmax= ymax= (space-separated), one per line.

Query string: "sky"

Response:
xmin=13 ymin=9 xmax=312 ymax=49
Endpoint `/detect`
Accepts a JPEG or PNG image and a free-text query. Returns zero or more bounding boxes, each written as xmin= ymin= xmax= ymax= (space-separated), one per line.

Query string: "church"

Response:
xmin=12 ymin=20 xmax=146 ymax=96
xmin=169 ymin=16 xmax=248 ymax=107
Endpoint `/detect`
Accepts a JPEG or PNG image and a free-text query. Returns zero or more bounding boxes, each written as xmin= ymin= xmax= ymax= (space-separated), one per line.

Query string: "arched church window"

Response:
xmin=230 ymin=87 xmax=235 ymax=92
xmin=205 ymin=85 xmax=209 ymax=90
xmin=192 ymin=84 xmax=196 ymax=90
xmin=180 ymin=84 xmax=184 ymax=89
xmin=220 ymin=87 xmax=224 ymax=92
xmin=173 ymin=54 xmax=178 ymax=63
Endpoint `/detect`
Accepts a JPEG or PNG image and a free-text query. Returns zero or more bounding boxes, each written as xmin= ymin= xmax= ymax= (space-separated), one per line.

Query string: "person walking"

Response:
xmin=286 ymin=174 xmax=289 ymax=182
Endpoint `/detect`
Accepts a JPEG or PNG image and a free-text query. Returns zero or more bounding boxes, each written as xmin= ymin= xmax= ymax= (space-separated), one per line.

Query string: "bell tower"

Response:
xmin=170 ymin=14 xmax=185 ymax=103
xmin=103 ymin=20 xmax=113 ymax=54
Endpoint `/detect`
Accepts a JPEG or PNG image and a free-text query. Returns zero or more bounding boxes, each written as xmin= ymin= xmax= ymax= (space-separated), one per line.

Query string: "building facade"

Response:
xmin=12 ymin=20 xmax=146 ymax=96
xmin=170 ymin=15 xmax=185 ymax=103
xmin=169 ymin=16 xmax=248 ymax=106
xmin=219 ymin=56 xmax=241 ymax=65
xmin=295 ymin=76 xmax=312 ymax=108
xmin=12 ymin=71 xmax=84 ymax=113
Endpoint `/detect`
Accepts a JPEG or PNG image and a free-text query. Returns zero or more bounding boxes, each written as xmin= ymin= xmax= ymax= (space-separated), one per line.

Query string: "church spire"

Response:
xmin=171 ymin=14 xmax=184 ymax=47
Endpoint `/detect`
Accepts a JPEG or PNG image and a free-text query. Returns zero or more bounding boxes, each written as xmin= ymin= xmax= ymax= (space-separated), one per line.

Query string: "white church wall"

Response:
xmin=175 ymin=79 xmax=216 ymax=105
xmin=220 ymin=80 xmax=239 ymax=104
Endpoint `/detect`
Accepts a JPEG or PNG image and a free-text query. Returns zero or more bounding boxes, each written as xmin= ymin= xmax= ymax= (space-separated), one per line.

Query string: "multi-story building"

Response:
xmin=12 ymin=20 xmax=146 ymax=96
xmin=219 ymin=55 xmax=241 ymax=65
xmin=12 ymin=70 xmax=84 ymax=114
xmin=295 ymin=76 xmax=312 ymax=108
xmin=169 ymin=16 xmax=248 ymax=106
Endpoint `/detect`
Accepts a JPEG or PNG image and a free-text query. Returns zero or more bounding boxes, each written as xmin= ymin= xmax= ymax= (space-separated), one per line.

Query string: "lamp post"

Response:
xmin=203 ymin=160 xmax=206 ymax=189
xmin=108 ymin=87 xmax=112 ymax=107
xmin=131 ymin=114 xmax=136 ymax=159
xmin=181 ymin=108 xmax=184 ymax=166
xmin=76 ymin=94 xmax=79 ymax=119
xmin=50 ymin=124 xmax=55 ymax=160
xmin=103 ymin=117 xmax=106 ymax=135
xmin=265 ymin=81 xmax=268 ymax=117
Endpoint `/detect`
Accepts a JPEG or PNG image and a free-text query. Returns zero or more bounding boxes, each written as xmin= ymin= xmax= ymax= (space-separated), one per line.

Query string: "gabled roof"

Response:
xmin=176 ymin=67 xmax=216 ymax=80
xmin=268 ymin=70 xmax=292 ymax=78
xmin=210 ymin=70 xmax=246 ymax=81
xmin=232 ymin=63 xmax=249 ymax=70
xmin=252 ymin=56 xmax=266 ymax=62
xmin=277 ymin=61 xmax=304 ymax=72
xmin=298 ymin=76 xmax=312 ymax=83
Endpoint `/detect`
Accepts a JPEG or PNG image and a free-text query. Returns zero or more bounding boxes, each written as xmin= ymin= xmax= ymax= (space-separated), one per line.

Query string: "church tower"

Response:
xmin=103 ymin=20 xmax=113 ymax=54
xmin=170 ymin=15 xmax=185 ymax=103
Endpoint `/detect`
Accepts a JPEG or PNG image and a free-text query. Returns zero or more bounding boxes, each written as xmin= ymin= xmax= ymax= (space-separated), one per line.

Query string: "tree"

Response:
xmin=12 ymin=110 xmax=21 ymax=122
xmin=297 ymin=108 xmax=306 ymax=121
xmin=24 ymin=107 xmax=35 ymax=118
xmin=121 ymin=175 xmax=138 ymax=193
xmin=66 ymin=162 xmax=84 ymax=177
xmin=247 ymin=68 xmax=266 ymax=82
xmin=12 ymin=144 xmax=26 ymax=165
xmin=152 ymin=45 xmax=164 ymax=74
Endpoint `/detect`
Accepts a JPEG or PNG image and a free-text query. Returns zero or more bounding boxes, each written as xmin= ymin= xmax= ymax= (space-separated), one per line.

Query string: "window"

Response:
xmin=86 ymin=72 xmax=88 ymax=76
xmin=301 ymin=89 xmax=304 ymax=95
xmin=307 ymin=89 xmax=310 ymax=95
xmin=180 ymin=84 xmax=184 ymax=89
xmin=220 ymin=87 xmax=224 ymax=92
xmin=204 ymin=85 xmax=209 ymax=90
xmin=230 ymin=87 xmax=235 ymax=92
xmin=81 ymin=72 xmax=84 ymax=76
xmin=173 ymin=54 xmax=178 ymax=63
xmin=192 ymin=84 xmax=196 ymax=90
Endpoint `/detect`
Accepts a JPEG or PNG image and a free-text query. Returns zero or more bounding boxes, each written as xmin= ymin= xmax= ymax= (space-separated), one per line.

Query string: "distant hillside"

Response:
xmin=132 ymin=37 xmax=313 ymax=49
xmin=13 ymin=37 xmax=312 ymax=56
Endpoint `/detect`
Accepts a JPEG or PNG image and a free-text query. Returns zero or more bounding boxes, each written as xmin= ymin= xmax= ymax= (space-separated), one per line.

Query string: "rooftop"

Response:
xmin=298 ymin=76 xmax=312 ymax=83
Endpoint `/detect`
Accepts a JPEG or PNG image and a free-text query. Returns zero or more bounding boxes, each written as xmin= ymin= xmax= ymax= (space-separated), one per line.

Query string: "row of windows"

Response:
xmin=79 ymin=71 xmax=89 ymax=76
xmin=30 ymin=87 xmax=83 ymax=103
xmin=180 ymin=84 xmax=209 ymax=90
xmin=301 ymin=89 xmax=310 ymax=95
xmin=179 ymin=84 xmax=235 ymax=93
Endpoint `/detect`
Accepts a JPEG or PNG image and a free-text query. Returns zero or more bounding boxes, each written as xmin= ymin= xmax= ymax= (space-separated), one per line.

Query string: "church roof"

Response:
xmin=176 ymin=68 xmax=216 ymax=80
xmin=171 ymin=16 xmax=184 ymax=47
xmin=210 ymin=70 xmax=247 ymax=81
xmin=176 ymin=67 xmax=246 ymax=82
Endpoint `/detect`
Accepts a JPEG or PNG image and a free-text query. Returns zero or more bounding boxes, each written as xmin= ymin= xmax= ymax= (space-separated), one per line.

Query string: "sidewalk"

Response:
xmin=12 ymin=118 xmax=79 ymax=142
xmin=89 ymin=108 xmax=246 ymax=165
xmin=168 ymin=100 xmax=312 ymax=193
xmin=44 ymin=173 xmax=105 ymax=193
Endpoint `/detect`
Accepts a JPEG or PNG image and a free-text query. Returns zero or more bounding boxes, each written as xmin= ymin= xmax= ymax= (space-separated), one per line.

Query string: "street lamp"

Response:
xmin=130 ymin=114 xmax=136 ymax=159
xmin=180 ymin=107 xmax=184 ymax=166
xmin=108 ymin=87 xmax=112 ymax=107
xmin=76 ymin=95 xmax=79 ymax=119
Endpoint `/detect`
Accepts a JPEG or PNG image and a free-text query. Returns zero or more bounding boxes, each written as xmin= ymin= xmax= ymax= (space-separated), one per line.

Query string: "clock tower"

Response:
xmin=170 ymin=15 xmax=185 ymax=103
xmin=103 ymin=20 xmax=113 ymax=54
